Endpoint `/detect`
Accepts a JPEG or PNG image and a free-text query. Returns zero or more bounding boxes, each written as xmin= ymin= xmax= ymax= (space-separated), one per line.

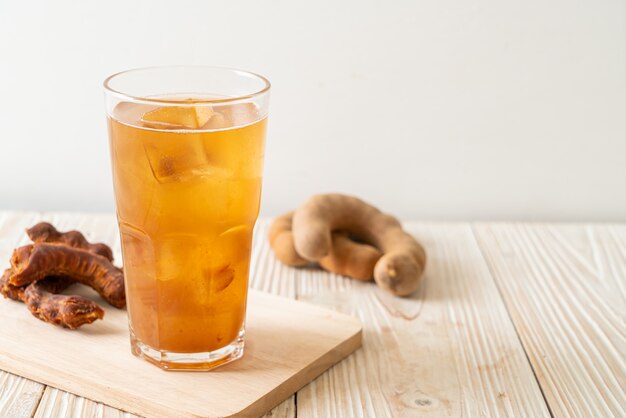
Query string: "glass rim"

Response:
xmin=103 ymin=65 xmax=271 ymax=106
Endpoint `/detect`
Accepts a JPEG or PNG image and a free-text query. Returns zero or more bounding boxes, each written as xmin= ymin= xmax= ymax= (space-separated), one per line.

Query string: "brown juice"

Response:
xmin=108 ymin=101 xmax=266 ymax=353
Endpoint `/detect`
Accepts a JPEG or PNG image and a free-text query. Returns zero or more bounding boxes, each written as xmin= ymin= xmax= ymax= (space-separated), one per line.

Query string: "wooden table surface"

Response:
xmin=0 ymin=211 xmax=624 ymax=417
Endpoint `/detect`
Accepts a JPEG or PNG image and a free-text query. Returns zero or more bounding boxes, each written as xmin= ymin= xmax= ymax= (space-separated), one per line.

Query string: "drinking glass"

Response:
xmin=104 ymin=66 xmax=270 ymax=370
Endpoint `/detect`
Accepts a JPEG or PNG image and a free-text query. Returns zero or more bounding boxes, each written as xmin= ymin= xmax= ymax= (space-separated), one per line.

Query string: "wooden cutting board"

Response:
xmin=0 ymin=288 xmax=362 ymax=418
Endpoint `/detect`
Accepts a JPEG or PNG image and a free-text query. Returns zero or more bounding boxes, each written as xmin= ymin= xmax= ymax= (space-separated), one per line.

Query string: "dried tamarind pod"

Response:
xmin=10 ymin=244 xmax=126 ymax=308
xmin=1 ymin=222 xmax=123 ymax=328
xmin=0 ymin=268 xmax=72 ymax=301
xmin=0 ymin=269 xmax=104 ymax=329
xmin=27 ymin=222 xmax=114 ymax=261
xmin=0 ymin=268 xmax=28 ymax=301
xmin=292 ymin=194 xmax=426 ymax=296
xmin=23 ymin=281 xmax=104 ymax=329
xmin=269 ymin=212 xmax=382 ymax=280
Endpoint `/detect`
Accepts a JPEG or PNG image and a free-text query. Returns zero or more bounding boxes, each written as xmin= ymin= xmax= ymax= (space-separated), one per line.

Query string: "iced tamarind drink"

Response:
xmin=104 ymin=67 xmax=269 ymax=370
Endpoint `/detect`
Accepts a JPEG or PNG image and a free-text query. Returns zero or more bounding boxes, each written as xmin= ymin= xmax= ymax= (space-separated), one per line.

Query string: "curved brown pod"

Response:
xmin=292 ymin=194 xmax=426 ymax=296
xmin=269 ymin=212 xmax=382 ymax=281
xmin=10 ymin=244 xmax=126 ymax=308
xmin=268 ymin=212 xmax=309 ymax=267
xmin=0 ymin=269 xmax=104 ymax=329
xmin=27 ymin=222 xmax=114 ymax=262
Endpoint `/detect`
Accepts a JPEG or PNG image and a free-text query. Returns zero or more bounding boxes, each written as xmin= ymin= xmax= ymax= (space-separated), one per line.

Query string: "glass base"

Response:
xmin=130 ymin=328 xmax=245 ymax=371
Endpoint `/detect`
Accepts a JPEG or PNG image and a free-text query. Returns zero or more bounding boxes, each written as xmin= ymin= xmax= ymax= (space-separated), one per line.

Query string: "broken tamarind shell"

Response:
xmin=23 ymin=280 xmax=105 ymax=329
xmin=27 ymin=222 xmax=114 ymax=262
xmin=0 ymin=268 xmax=104 ymax=329
xmin=292 ymin=193 xmax=426 ymax=296
xmin=25 ymin=221 xmax=121 ymax=304
xmin=10 ymin=243 xmax=126 ymax=308
xmin=0 ymin=268 xmax=73 ymax=301
xmin=1 ymin=222 xmax=124 ymax=328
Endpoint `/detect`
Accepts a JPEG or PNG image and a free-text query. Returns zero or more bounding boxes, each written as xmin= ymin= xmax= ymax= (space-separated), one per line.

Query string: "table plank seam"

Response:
xmin=28 ymin=385 xmax=44 ymax=418
xmin=471 ymin=224 xmax=555 ymax=418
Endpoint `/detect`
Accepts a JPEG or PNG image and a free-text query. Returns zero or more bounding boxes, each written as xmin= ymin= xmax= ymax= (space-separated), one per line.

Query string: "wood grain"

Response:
xmin=252 ymin=220 xmax=297 ymax=418
xmin=551 ymin=224 xmax=626 ymax=304
xmin=294 ymin=224 xmax=549 ymax=417
xmin=3 ymin=212 xmax=625 ymax=417
xmin=34 ymin=387 xmax=137 ymax=418
xmin=474 ymin=223 xmax=626 ymax=418
xmin=0 ymin=287 xmax=360 ymax=418
xmin=0 ymin=212 xmax=47 ymax=418
xmin=0 ymin=371 xmax=44 ymax=418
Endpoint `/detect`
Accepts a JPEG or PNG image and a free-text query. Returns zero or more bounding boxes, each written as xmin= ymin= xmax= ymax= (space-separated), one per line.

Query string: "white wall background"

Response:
xmin=0 ymin=0 xmax=624 ymax=221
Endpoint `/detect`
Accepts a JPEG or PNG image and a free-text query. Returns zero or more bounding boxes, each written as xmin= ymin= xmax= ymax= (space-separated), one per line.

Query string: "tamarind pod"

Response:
xmin=269 ymin=212 xmax=382 ymax=280
xmin=319 ymin=234 xmax=381 ymax=281
xmin=10 ymin=243 xmax=126 ymax=308
xmin=269 ymin=212 xmax=309 ymax=266
xmin=27 ymin=222 xmax=114 ymax=262
xmin=23 ymin=280 xmax=104 ymax=329
xmin=0 ymin=269 xmax=104 ymax=329
xmin=292 ymin=194 xmax=426 ymax=296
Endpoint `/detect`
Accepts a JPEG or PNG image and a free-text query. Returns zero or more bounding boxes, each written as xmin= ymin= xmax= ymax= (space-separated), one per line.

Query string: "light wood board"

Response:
xmin=474 ymin=224 xmax=626 ymax=417
xmin=1 ymin=212 xmax=625 ymax=417
xmin=0 ymin=258 xmax=361 ymax=418
xmin=294 ymin=223 xmax=549 ymax=417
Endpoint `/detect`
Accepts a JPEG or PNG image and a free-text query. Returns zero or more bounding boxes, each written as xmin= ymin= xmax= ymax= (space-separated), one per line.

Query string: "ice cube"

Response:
xmin=141 ymin=105 xmax=215 ymax=129
xmin=215 ymin=224 xmax=253 ymax=265
xmin=201 ymin=225 xmax=252 ymax=294
xmin=208 ymin=263 xmax=235 ymax=292
xmin=201 ymin=111 xmax=230 ymax=130
xmin=118 ymin=224 xmax=158 ymax=307
xmin=143 ymin=138 xmax=231 ymax=183
xmin=155 ymin=234 xmax=202 ymax=282
xmin=222 ymin=103 xmax=259 ymax=126
xmin=112 ymin=102 xmax=154 ymax=126
xmin=144 ymin=142 xmax=201 ymax=183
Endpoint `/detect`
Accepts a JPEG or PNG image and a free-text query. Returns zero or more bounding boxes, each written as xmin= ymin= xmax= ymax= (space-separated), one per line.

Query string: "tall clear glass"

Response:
xmin=103 ymin=67 xmax=270 ymax=370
